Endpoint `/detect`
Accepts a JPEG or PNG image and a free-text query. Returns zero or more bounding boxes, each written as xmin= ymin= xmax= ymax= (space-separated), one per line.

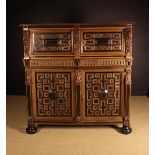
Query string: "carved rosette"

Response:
xmin=74 ymin=70 xmax=82 ymax=84
xmin=25 ymin=70 xmax=31 ymax=85
xmin=124 ymin=25 xmax=132 ymax=54
xmin=23 ymin=30 xmax=30 ymax=57
xmin=73 ymin=25 xmax=80 ymax=58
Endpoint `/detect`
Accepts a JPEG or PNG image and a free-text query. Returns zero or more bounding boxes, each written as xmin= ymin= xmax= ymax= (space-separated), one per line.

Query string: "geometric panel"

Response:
xmin=35 ymin=72 xmax=72 ymax=116
xmin=83 ymin=32 xmax=122 ymax=52
xmin=85 ymin=72 xmax=121 ymax=116
xmin=33 ymin=33 xmax=72 ymax=52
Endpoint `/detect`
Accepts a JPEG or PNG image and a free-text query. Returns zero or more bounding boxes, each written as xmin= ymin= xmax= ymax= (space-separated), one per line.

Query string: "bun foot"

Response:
xmin=121 ymin=125 xmax=132 ymax=134
xmin=26 ymin=125 xmax=37 ymax=134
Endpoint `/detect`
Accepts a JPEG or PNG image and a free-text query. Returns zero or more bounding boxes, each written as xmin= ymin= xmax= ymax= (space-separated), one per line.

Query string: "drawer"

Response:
xmin=80 ymin=27 xmax=125 ymax=56
xmin=30 ymin=29 xmax=74 ymax=56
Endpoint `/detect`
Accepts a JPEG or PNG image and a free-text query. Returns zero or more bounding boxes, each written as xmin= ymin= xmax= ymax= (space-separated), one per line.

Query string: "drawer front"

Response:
xmin=80 ymin=28 xmax=125 ymax=56
xmin=83 ymin=32 xmax=122 ymax=51
xmin=81 ymin=71 xmax=124 ymax=122
xmin=31 ymin=30 xmax=73 ymax=56
xmin=32 ymin=70 xmax=75 ymax=122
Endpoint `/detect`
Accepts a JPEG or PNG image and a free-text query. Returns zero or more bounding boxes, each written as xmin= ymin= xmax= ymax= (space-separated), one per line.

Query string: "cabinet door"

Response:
xmin=32 ymin=70 xmax=75 ymax=123
xmin=81 ymin=70 xmax=124 ymax=123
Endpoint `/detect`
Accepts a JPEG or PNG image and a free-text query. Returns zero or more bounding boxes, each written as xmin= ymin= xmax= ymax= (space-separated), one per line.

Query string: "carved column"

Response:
xmin=121 ymin=24 xmax=133 ymax=134
xmin=23 ymin=27 xmax=37 ymax=133
xmin=73 ymin=25 xmax=82 ymax=123
xmin=74 ymin=70 xmax=82 ymax=123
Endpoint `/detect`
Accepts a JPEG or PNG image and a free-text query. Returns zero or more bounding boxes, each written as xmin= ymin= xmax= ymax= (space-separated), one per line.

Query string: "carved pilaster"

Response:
xmin=74 ymin=70 xmax=82 ymax=84
xmin=73 ymin=25 xmax=80 ymax=58
xmin=125 ymin=68 xmax=132 ymax=85
xmin=25 ymin=70 xmax=31 ymax=85
xmin=23 ymin=30 xmax=30 ymax=57
xmin=124 ymin=25 xmax=132 ymax=55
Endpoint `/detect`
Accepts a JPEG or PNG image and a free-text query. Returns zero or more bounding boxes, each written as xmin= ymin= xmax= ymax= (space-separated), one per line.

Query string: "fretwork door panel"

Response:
xmin=81 ymin=71 xmax=124 ymax=122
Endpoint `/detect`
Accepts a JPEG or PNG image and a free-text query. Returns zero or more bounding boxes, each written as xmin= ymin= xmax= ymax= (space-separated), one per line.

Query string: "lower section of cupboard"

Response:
xmin=26 ymin=68 xmax=132 ymax=135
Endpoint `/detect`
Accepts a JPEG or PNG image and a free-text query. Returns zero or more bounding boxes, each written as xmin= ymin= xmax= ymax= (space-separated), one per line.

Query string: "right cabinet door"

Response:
xmin=81 ymin=70 xmax=125 ymax=123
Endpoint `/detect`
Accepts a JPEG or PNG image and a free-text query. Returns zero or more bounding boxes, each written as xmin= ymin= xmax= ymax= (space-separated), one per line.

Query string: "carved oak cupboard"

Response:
xmin=21 ymin=23 xmax=133 ymax=134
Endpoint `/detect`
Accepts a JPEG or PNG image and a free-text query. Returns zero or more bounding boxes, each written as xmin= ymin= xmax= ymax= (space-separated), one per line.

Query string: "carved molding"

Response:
xmin=30 ymin=60 xmax=75 ymax=67
xmin=81 ymin=59 xmax=126 ymax=66
xmin=74 ymin=70 xmax=82 ymax=84
xmin=124 ymin=26 xmax=132 ymax=54
xmin=23 ymin=30 xmax=30 ymax=57
xmin=73 ymin=25 xmax=80 ymax=58
xmin=29 ymin=59 xmax=126 ymax=67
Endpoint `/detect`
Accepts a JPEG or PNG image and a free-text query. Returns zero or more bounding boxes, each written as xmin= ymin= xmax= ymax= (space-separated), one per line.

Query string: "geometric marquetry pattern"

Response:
xmin=83 ymin=32 xmax=122 ymax=51
xmin=33 ymin=33 xmax=72 ymax=52
xmin=35 ymin=72 xmax=72 ymax=116
xmin=85 ymin=72 xmax=121 ymax=116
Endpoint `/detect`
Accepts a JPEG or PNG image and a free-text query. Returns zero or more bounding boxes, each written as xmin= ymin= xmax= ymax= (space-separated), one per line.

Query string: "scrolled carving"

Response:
xmin=124 ymin=26 xmax=132 ymax=54
xmin=23 ymin=30 xmax=30 ymax=57
xmin=73 ymin=25 xmax=80 ymax=58
xmin=74 ymin=70 xmax=82 ymax=84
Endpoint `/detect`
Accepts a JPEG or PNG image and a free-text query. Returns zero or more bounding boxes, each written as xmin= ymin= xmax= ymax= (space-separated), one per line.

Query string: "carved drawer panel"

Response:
xmin=82 ymin=32 xmax=122 ymax=52
xmin=32 ymin=71 xmax=75 ymax=122
xmin=80 ymin=28 xmax=125 ymax=56
xmin=31 ymin=31 xmax=73 ymax=55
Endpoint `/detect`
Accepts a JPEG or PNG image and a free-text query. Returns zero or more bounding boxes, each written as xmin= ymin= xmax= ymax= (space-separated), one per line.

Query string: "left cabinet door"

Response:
xmin=31 ymin=70 xmax=75 ymax=123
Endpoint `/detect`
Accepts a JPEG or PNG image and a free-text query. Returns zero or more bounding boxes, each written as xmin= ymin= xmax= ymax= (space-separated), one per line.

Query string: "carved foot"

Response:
xmin=26 ymin=125 xmax=37 ymax=134
xmin=121 ymin=125 xmax=132 ymax=134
